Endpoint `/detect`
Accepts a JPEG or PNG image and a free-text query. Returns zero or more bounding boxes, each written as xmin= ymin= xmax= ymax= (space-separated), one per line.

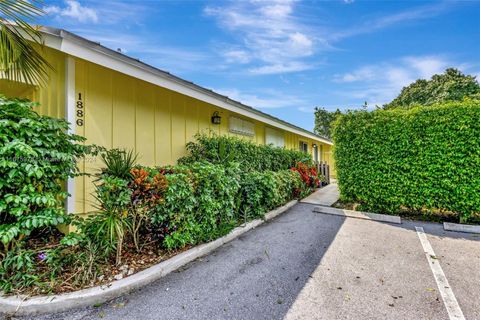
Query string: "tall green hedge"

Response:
xmin=333 ymin=100 xmax=480 ymax=222
xmin=179 ymin=133 xmax=312 ymax=172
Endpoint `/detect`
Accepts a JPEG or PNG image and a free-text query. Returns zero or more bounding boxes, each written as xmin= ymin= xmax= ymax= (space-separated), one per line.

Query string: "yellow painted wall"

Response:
xmin=0 ymin=47 xmax=66 ymax=118
xmin=1 ymin=51 xmax=334 ymax=213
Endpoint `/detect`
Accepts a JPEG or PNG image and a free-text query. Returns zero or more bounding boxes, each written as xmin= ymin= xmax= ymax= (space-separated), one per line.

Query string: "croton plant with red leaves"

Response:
xmin=291 ymin=162 xmax=321 ymax=188
xmin=130 ymin=168 xmax=168 ymax=208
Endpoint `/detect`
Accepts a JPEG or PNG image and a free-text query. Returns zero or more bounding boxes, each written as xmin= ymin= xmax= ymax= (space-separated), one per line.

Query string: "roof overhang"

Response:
xmin=39 ymin=26 xmax=333 ymax=145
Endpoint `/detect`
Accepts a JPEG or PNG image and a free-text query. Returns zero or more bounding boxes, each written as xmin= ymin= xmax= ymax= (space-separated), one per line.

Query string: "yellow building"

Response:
xmin=0 ymin=27 xmax=334 ymax=214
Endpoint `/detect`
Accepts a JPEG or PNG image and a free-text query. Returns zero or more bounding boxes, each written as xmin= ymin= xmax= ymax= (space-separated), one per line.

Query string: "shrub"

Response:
xmin=333 ymin=100 xmax=480 ymax=222
xmin=188 ymin=162 xmax=240 ymax=241
xmin=148 ymin=163 xmax=306 ymax=250
xmin=99 ymin=149 xmax=137 ymax=180
xmin=129 ymin=167 xmax=167 ymax=250
xmin=92 ymin=149 xmax=138 ymax=265
xmin=179 ymin=133 xmax=312 ymax=172
xmin=0 ymin=96 xmax=92 ymax=253
xmin=153 ymin=163 xmax=241 ymax=249
xmin=238 ymin=171 xmax=278 ymax=219
xmin=0 ymin=231 xmax=105 ymax=294
xmin=91 ymin=176 xmax=132 ymax=265
xmin=291 ymin=162 xmax=321 ymax=189
xmin=238 ymin=169 xmax=303 ymax=220
xmin=0 ymin=248 xmax=38 ymax=293
xmin=150 ymin=166 xmax=197 ymax=249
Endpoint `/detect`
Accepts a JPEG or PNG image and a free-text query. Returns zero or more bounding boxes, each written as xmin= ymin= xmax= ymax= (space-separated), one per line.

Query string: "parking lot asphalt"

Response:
xmin=8 ymin=203 xmax=480 ymax=320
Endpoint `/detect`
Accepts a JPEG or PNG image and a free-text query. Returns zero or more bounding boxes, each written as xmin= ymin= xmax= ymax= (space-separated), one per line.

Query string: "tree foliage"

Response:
xmin=384 ymin=68 xmax=480 ymax=109
xmin=313 ymin=107 xmax=342 ymax=139
xmin=0 ymin=0 xmax=52 ymax=85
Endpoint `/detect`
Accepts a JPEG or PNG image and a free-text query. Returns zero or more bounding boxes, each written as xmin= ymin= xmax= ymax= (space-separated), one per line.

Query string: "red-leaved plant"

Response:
xmin=129 ymin=168 xmax=168 ymax=250
xmin=291 ymin=162 xmax=320 ymax=188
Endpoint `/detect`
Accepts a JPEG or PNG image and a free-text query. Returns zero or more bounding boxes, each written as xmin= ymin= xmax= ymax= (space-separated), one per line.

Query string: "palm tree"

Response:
xmin=0 ymin=0 xmax=51 ymax=85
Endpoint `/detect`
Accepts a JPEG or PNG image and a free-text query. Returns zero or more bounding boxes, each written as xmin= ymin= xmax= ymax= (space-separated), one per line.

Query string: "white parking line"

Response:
xmin=415 ymin=227 xmax=465 ymax=320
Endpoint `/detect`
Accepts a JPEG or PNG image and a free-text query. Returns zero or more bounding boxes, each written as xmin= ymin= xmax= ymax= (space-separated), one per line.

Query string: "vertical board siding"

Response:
xmin=135 ymin=82 xmax=156 ymax=166
xmin=185 ymin=97 xmax=200 ymax=146
xmin=84 ymin=62 xmax=112 ymax=212
xmin=155 ymin=89 xmax=172 ymax=165
xmin=36 ymin=48 xmax=66 ymax=119
xmin=170 ymin=92 xmax=186 ymax=162
xmin=112 ymin=73 xmax=136 ymax=151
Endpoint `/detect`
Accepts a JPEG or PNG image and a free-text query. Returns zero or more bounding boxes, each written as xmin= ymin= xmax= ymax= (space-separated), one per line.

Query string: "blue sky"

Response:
xmin=39 ymin=0 xmax=480 ymax=131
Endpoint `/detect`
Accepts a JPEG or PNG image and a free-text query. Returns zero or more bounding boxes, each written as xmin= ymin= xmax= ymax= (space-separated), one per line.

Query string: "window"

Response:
xmin=229 ymin=116 xmax=255 ymax=136
xmin=299 ymin=141 xmax=308 ymax=153
xmin=313 ymin=144 xmax=319 ymax=163
xmin=265 ymin=127 xmax=285 ymax=148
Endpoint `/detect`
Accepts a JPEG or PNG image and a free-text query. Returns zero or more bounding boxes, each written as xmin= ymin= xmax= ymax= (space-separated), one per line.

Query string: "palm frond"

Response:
xmin=0 ymin=0 xmax=52 ymax=85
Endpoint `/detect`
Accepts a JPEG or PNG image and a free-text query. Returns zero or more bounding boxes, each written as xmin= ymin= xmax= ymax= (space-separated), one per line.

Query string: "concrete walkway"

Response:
xmin=300 ymin=182 xmax=339 ymax=206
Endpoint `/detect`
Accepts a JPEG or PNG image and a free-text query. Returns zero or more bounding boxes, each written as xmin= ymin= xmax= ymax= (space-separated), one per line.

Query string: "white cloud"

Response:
xmin=205 ymin=0 xmax=319 ymax=74
xmin=334 ymin=66 xmax=376 ymax=82
xmin=216 ymin=88 xmax=306 ymax=109
xmin=404 ymin=56 xmax=449 ymax=79
xmin=44 ymin=0 xmax=98 ymax=23
xmin=249 ymin=62 xmax=312 ymax=75
xmin=386 ymin=67 xmax=413 ymax=88
xmin=260 ymin=3 xmax=293 ymax=18
xmin=331 ymin=2 xmax=449 ymax=40
xmin=223 ymin=50 xmax=251 ymax=64
xmin=334 ymin=56 xmax=456 ymax=106
xmin=205 ymin=1 xmax=451 ymax=76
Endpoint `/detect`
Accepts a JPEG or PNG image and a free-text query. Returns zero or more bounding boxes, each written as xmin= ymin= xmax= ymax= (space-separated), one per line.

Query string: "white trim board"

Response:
xmin=65 ymin=56 xmax=76 ymax=214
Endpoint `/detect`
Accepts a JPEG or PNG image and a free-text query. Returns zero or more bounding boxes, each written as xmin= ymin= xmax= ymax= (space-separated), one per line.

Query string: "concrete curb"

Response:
xmin=444 ymin=222 xmax=480 ymax=234
xmin=313 ymin=205 xmax=402 ymax=224
xmin=0 ymin=200 xmax=298 ymax=316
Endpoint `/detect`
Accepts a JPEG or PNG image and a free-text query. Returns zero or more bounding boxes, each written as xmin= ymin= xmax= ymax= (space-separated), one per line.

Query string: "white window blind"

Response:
xmin=265 ymin=127 xmax=285 ymax=148
xmin=229 ymin=116 xmax=255 ymax=136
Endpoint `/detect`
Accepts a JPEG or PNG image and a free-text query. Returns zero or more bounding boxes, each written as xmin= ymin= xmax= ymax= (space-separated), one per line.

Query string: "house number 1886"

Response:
xmin=76 ymin=93 xmax=84 ymax=126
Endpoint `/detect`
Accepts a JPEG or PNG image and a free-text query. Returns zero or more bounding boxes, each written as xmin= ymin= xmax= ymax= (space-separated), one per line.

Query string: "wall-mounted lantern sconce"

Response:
xmin=312 ymin=144 xmax=317 ymax=148
xmin=211 ymin=111 xmax=221 ymax=125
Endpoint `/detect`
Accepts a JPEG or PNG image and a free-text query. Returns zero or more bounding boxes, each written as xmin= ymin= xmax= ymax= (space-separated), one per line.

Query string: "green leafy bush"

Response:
xmin=149 ymin=163 xmax=304 ymax=250
xmin=333 ymin=100 xmax=480 ymax=222
xmin=152 ymin=163 xmax=240 ymax=249
xmin=92 ymin=149 xmax=137 ymax=265
xmin=179 ymin=133 xmax=312 ymax=172
xmin=99 ymin=149 xmax=137 ymax=180
xmin=0 ymin=96 xmax=92 ymax=252
xmin=238 ymin=169 xmax=304 ymax=220
xmin=0 ymin=232 xmax=105 ymax=294
xmin=151 ymin=167 xmax=197 ymax=249
xmin=0 ymin=248 xmax=38 ymax=293
xmin=188 ymin=162 xmax=240 ymax=241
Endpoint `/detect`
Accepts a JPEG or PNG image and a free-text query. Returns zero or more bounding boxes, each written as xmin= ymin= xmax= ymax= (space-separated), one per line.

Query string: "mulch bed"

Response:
xmin=8 ymin=233 xmax=192 ymax=297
